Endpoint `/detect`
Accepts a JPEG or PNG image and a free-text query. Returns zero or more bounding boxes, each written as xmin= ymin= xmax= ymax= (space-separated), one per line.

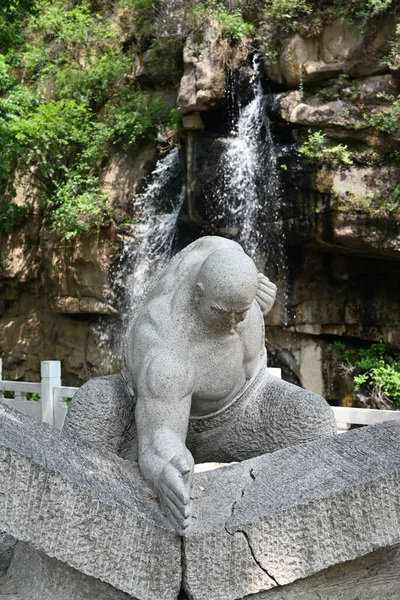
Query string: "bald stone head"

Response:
xmin=194 ymin=249 xmax=258 ymax=332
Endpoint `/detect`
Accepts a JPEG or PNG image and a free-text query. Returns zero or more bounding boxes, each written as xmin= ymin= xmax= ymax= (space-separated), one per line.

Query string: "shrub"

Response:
xmin=0 ymin=0 xmax=183 ymax=238
xmin=364 ymin=98 xmax=400 ymax=134
xmin=262 ymin=0 xmax=312 ymax=34
xmin=0 ymin=201 xmax=23 ymax=233
xmin=13 ymin=99 xmax=94 ymax=198
xmin=108 ymin=89 xmax=179 ymax=147
xmin=50 ymin=175 xmax=112 ymax=239
xmin=298 ymin=130 xmax=353 ymax=165
xmin=327 ymin=338 xmax=400 ymax=407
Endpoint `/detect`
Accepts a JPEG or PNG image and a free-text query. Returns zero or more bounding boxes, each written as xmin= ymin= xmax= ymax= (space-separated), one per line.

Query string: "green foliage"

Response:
xmin=259 ymin=0 xmax=399 ymax=63
xmin=262 ymin=0 xmax=312 ymax=35
xmin=298 ymin=130 xmax=353 ymax=165
xmin=0 ymin=0 xmax=39 ymax=53
xmin=50 ymin=176 xmax=112 ymax=239
xmin=191 ymin=1 xmax=255 ymax=41
xmin=328 ymin=338 xmax=400 ymax=406
xmin=26 ymin=392 xmax=40 ymax=401
xmin=146 ymin=38 xmax=184 ymax=86
xmin=326 ymin=340 xmax=355 ymax=363
xmin=364 ymin=98 xmax=400 ymax=134
xmin=0 ymin=201 xmax=23 ymax=233
xmin=0 ymin=0 xmax=182 ymax=239
xmin=13 ymin=99 xmax=94 ymax=198
xmin=349 ymin=0 xmax=394 ymax=21
xmin=334 ymin=186 xmax=400 ymax=215
xmin=215 ymin=7 xmax=255 ymax=41
xmin=0 ymin=55 xmax=38 ymax=194
xmin=120 ymin=0 xmax=156 ymax=46
xmin=109 ymin=90 xmax=180 ymax=147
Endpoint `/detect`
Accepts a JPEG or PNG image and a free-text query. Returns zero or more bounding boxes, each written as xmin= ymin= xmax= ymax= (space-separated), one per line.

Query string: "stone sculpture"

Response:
xmin=2 ymin=235 xmax=400 ymax=600
xmin=64 ymin=236 xmax=336 ymax=534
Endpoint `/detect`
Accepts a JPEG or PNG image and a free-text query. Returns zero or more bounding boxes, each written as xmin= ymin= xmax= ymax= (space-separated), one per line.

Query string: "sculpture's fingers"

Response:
xmin=165 ymin=484 xmax=191 ymax=508
xmin=160 ymin=495 xmax=190 ymax=536
xmin=161 ymin=466 xmax=191 ymax=506
xmin=256 ymin=289 xmax=276 ymax=303
xmin=164 ymin=495 xmax=191 ymax=524
xmin=258 ymin=280 xmax=277 ymax=294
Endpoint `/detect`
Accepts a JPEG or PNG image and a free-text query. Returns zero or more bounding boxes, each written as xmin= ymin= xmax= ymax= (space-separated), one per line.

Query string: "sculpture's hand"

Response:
xmin=256 ymin=273 xmax=277 ymax=315
xmin=159 ymin=452 xmax=194 ymax=536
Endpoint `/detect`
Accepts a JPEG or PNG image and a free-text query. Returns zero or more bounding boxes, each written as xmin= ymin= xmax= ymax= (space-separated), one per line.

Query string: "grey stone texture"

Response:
xmin=183 ymin=421 xmax=400 ymax=600
xmin=0 ymin=402 xmax=181 ymax=600
xmin=1 ymin=542 xmax=134 ymax=600
xmin=0 ymin=532 xmax=16 ymax=575
xmin=63 ymin=373 xmax=138 ymax=460
xmin=247 ymin=543 xmax=400 ymax=600
xmin=1 ymin=399 xmax=400 ymax=600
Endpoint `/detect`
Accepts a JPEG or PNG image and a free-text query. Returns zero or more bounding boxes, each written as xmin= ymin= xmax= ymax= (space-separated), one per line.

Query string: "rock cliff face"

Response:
xmin=0 ymin=143 xmax=158 ymax=384
xmin=1 ymin=7 xmax=400 ymax=405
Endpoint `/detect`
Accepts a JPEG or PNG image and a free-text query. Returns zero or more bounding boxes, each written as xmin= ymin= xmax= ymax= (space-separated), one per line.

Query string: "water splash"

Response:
xmin=96 ymin=148 xmax=184 ymax=369
xmin=211 ymin=55 xmax=283 ymax=272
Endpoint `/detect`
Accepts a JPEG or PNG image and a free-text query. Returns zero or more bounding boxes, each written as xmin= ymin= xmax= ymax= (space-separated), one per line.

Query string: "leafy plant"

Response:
xmin=0 ymin=202 xmax=23 ymax=233
xmin=50 ymin=176 xmax=112 ymax=239
xmin=108 ymin=89 xmax=180 ymax=148
xmin=298 ymin=130 xmax=353 ymax=165
xmin=327 ymin=338 xmax=400 ymax=407
xmin=190 ymin=1 xmax=255 ymax=41
xmin=364 ymin=98 xmax=400 ymax=134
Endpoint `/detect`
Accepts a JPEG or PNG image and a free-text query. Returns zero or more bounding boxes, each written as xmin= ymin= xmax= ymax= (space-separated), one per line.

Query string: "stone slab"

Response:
xmin=184 ymin=422 xmax=400 ymax=600
xmin=1 ymin=541 xmax=134 ymax=600
xmin=0 ymin=402 xmax=181 ymax=600
xmin=248 ymin=543 xmax=400 ymax=600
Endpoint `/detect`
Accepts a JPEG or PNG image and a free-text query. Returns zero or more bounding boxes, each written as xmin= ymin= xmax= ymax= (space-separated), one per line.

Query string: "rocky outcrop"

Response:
xmin=266 ymin=16 xmax=396 ymax=88
xmin=177 ymin=33 xmax=227 ymax=117
xmin=177 ymin=27 xmax=253 ymax=128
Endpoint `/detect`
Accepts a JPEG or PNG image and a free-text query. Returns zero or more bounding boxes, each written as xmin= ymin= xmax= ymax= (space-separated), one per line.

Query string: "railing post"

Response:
xmin=0 ymin=358 xmax=3 ymax=401
xmin=40 ymin=361 xmax=61 ymax=426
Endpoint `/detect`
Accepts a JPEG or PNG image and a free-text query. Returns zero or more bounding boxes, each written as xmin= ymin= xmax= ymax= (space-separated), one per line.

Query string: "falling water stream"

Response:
xmin=211 ymin=55 xmax=283 ymax=270
xmin=96 ymin=148 xmax=184 ymax=366
xmin=97 ymin=56 xmax=285 ymax=368
xmin=115 ymin=148 xmax=184 ymax=323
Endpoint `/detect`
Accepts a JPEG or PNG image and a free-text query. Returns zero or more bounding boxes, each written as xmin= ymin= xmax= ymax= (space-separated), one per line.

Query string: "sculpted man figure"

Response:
xmin=63 ymin=236 xmax=336 ymax=535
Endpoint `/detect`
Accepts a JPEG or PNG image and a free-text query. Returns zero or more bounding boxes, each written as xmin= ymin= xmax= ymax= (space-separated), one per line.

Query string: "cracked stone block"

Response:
xmin=184 ymin=422 xmax=400 ymax=600
xmin=0 ymin=403 xmax=181 ymax=600
xmin=249 ymin=543 xmax=400 ymax=600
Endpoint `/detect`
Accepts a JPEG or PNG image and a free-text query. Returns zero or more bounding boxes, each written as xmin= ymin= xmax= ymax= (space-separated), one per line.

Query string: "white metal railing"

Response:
xmin=1 ymin=359 xmax=399 ymax=432
xmin=0 ymin=359 xmax=78 ymax=430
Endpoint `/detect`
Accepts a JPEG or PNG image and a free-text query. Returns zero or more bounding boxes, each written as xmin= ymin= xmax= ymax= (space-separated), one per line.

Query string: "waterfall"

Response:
xmin=211 ymin=55 xmax=283 ymax=271
xmin=96 ymin=148 xmax=184 ymax=368
xmin=115 ymin=148 xmax=184 ymax=322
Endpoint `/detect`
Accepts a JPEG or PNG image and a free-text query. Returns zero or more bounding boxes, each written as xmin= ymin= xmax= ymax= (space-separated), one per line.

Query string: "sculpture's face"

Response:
xmin=195 ymin=285 xmax=253 ymax=332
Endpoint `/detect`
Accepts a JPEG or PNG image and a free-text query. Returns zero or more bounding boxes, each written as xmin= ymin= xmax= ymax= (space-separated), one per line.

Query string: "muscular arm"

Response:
xmin=135 ymin=351 xmax=196 ymax=534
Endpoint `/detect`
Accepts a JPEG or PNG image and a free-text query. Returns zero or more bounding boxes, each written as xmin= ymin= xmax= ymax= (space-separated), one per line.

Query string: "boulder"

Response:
xmin=177 ymin=33 xmax=226 ymax=115
xmin=267 ymin=16 xmax=396 ymax=88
